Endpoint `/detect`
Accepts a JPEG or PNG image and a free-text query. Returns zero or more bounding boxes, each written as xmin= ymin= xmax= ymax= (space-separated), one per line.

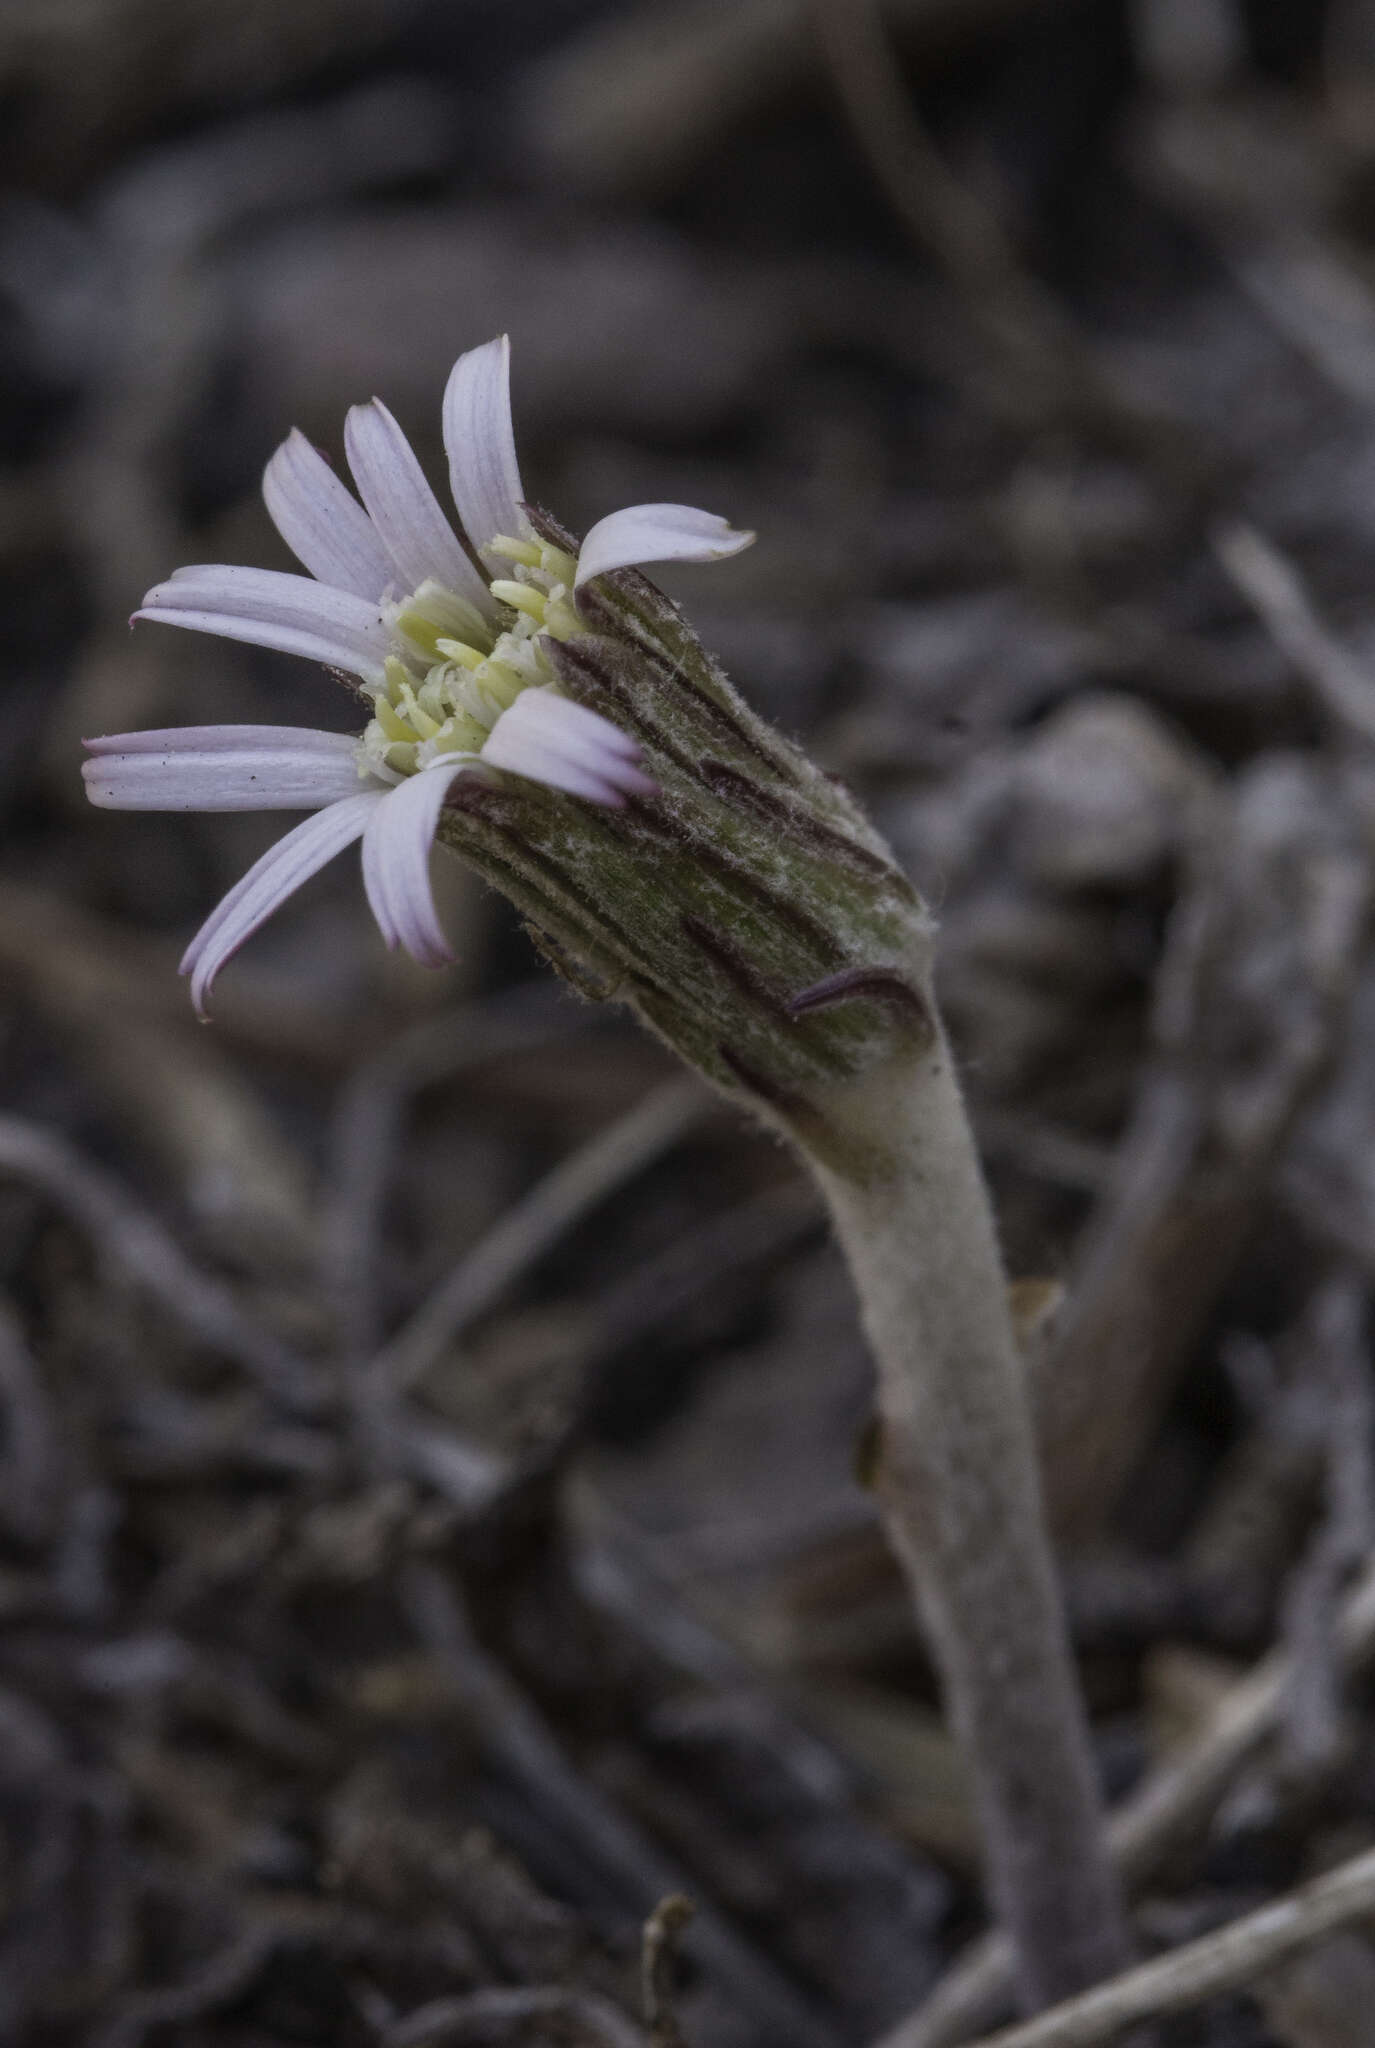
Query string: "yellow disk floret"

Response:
xmin=358 ymin=537 xmax=588 ymax=781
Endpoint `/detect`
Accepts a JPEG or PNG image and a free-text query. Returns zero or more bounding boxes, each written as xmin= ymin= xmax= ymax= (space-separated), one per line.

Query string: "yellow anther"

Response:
xmin=383 ymin=655 xmax=413 ymax=706
xmin=395 ymin=609 xmax=444 ymax=658
xmin=488 ymin=534 xmax=542 ymax=568
xmin=540 ymin=544 xmax=578 ymax=584
xmin=489 ymin=579 xmax=546 ymax=621
xmin=542 ymin=596 xmax=581 ymax=641
xmin=478 ymin=659 xmax=525 ymax=703
xmin=417 ymin=676 xmax=451 ymax=724
xmin=397 ymin=682 xmax=441 ymax=739
xmin=434 ymin=637 xmax=485 ymax=669
xmin=409 ymin=579 xmax=492 ymax=649
xmin=432 ymin=710 xmax=488 ymax=754
xmin=374 ymin=696 xmax=416 ymax=743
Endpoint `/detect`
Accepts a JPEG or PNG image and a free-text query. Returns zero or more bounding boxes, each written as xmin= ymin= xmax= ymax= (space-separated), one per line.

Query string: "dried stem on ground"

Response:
xmin=1035 ymin=757 xmax=1370 ymax=1541
xmin=401 ymin=1562 xmax=842 ymax=2048
xmin=364 ymin=1078 xmax=708 ymax=1399
xmin=962 ymin=1843 xmax=1375 ymax=2048
xmin=0 ymin=1114 xmax=324 ymax=1411
xmin=881 ymin=1559 xmax=1375 ymax=2047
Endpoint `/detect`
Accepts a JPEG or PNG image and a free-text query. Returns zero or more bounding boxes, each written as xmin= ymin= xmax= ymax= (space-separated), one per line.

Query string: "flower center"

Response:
xmin=359 ymin=536 xmax=582 ymax=779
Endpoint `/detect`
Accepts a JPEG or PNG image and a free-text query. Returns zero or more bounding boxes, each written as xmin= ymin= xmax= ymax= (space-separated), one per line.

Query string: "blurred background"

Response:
xmin=5 ymin=1 xmax=1375 ymax=2043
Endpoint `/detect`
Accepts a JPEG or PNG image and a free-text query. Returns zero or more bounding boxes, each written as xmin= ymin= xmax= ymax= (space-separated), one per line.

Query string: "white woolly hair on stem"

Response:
xmin=801 ymin=1008 xmax=1132 ymax=2012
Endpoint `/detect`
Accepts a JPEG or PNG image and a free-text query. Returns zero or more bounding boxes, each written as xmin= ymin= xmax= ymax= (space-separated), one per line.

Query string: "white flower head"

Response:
xmin=83 ymin=336 xmax=754 ymax=1012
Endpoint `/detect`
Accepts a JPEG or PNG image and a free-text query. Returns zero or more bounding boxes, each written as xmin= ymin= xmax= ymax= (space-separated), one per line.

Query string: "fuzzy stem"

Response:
xmin=804 ymin=1020 xmax=1132 ymax=2012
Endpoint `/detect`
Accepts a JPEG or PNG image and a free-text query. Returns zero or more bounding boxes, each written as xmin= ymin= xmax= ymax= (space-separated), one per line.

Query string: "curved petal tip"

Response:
xmin=480 ymin=688 xmax=656 ymax=805
xmin=573 ymin=503 xmax=755 ymax=589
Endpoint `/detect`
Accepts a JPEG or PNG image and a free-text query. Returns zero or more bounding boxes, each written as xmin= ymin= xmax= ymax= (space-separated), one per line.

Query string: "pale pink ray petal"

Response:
xmin=360 ymin=757 xmax=476 ymax=967
xmin=138 ymin=564 xmax=392 ymax=683
xmin=491 ymin=687 xmax=645 ymax=761
xmin=82 ymin=726 xmax=368 ymax=811
xmin=477 ymin=738 xmax=620 ymax=805
xmin=573 ymin=503 xmax=755 ymax=589
xmin=441 ymin=336 xmax=526 ymax=567
xmin=343 ymin=399 xmax=491 ymax=609
xmin=262 ymin=429 xmax=395 ymax=600
xmin=479 ymin=688 xmax=656 ymax=805
xmin=180 ymin=792 xmax=382 ymax=1015
xmin=83 ymin=724 xmax=355 ymax=757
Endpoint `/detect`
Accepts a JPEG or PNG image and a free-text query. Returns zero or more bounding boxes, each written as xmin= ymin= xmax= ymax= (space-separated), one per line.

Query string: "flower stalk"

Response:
xmin=807 ymin=1035 xmax=1132 ymax=2010
xmin=83 ymin=336 xmax=1130 ymax=2007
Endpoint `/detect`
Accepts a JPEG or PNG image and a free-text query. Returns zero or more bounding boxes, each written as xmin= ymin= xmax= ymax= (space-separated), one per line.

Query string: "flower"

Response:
xmin=82 ymin=336 xmax=753 ymax=1012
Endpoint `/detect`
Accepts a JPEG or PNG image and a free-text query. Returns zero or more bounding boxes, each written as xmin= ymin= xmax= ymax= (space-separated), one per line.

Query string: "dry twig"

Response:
xmin=521 ymin=0 xmax=1064 ymax=200
xmin=365 ymin=1077 xmax=709 ymax=1397
xmin=1214 ymin=522 xmax=1375 ymax=747
xmin=963 ymin=1842 xmax=1375 ymax=2048
xmin=321 ymin=980 xmax=594 ymax=1360
xmin=0 ymin=1292 xmax=63 ymax=1544
xmin=810 ymin=0 xmax=1079 ymax=421
xmin=1036 ymin=755 xmax=1370 ymax=1539
xmin=0 ymin=1115 xmax=325 ymax=1411
xmin=642 ymin=1894 xmax=697 ymax=2048
xmin=384 ymin=1985 xmax=645 ymax=2048
xmin=401 ymin=1564 xmax=844 ymax=2048
xmin=880 ymin=1558 xmax=1375 ymax=2046
xmin=1277 ymin=1274 xmax=1375 ymax=1772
